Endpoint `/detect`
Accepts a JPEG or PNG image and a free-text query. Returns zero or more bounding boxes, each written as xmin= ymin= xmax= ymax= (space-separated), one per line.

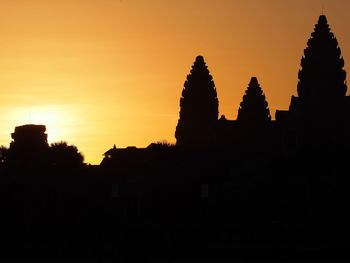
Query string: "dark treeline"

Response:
xmin=0 ymin=15 xmax=350 ymax=262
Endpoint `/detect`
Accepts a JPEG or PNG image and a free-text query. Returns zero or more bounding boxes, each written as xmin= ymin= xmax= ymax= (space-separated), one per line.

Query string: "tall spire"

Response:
xmin=175 ymin=56 xmax=219 ymax=147
xmin=237 ymin=77 xmax=271 ymax=125
xmin=297 ymin=15 xmax=347 ymax=105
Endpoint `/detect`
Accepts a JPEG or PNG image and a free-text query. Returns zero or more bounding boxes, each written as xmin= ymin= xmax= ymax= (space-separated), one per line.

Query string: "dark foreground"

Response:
xmin=0 ymin=146 xmax=349 ymax=262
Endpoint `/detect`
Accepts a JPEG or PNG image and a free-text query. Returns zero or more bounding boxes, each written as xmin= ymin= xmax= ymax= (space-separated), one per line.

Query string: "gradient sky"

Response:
xmin=1 ymin=0 xmax=350 ymax=164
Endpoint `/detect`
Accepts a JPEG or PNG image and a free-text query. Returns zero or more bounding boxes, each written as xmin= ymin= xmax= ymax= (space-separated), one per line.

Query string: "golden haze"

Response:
xmin=1 ymin=0 xmax=350 ymax=164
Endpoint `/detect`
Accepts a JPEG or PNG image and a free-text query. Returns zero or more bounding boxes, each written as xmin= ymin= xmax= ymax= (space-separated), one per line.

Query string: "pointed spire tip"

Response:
xmin=195 ymin=55 xmax=204 ymax=63
xmin=250 ymin=76 xmax=258 ymax=84
xmin=318 ymin=15 xmax=328 ymax=24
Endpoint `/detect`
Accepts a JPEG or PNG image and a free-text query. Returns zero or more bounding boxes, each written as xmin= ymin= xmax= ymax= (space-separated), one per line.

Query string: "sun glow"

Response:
xmin=0 ymin=0 xmax=350 ymax=164
xmin=8 ymin=105 xmax=73 ymax=144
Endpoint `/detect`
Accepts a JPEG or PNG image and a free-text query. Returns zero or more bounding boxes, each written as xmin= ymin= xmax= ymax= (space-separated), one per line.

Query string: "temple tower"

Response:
xmin=237 ymin=77 xmax=271 ymax=126
xmin=175 ymin=56 xmax=219 ymax=147
xmin=288 ymin=15 xmax=348 ymax=149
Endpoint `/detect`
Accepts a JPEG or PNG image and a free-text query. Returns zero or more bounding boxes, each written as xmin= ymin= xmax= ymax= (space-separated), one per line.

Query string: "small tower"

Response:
xmin=237 ymin=77 xmax=271 ymax=126
xmin=10 ymin=124 xmax=48 ymax=151
xmin=8 ymin=124 xmax=49 ymax=165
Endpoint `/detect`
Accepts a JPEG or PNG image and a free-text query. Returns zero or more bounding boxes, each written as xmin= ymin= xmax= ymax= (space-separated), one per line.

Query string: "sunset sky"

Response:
xmin=1 ymin=0 xmax=350 ymax=164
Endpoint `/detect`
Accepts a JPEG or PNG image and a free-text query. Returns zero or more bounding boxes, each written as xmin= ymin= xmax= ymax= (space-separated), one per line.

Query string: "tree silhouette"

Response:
xmin=49 ymin=141 xmax=84 ymax=168
xmin=149 ymin=140 xmax=175 ymax=148
xmin=237 ymin=77 xmax=271 ymax=125
xmin=297 ymin=15 xmax=347 ymax=105
xmin=175 ymin=56 xmax=219 ymax=147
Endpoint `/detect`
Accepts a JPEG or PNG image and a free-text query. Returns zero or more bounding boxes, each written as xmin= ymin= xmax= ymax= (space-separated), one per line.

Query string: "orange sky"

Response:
xmin=1 ymin=0 xmax=350 ymax=164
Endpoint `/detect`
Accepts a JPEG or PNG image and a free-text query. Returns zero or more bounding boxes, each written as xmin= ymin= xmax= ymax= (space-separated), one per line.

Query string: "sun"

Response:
xmin=9 ymin=105 xmax=71 ymax=143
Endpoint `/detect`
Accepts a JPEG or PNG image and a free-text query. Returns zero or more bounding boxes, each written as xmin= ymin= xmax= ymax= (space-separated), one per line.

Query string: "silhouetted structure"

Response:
xmin=7 ymin=124 xmax=49 ymax=165
xmin=237 ymin=77 xmax=271 ymax=125
xmin=176 ymin=15 xmax=350 ymax=154
xmin=175 ymin=56 xmax=219 ymax=147
xmin=103 ymin=144 xmax=118 ymax=159
xmin=276 ymin=15 xmax=350 ymax=150
xmin=11 ymin=124 xmax=48 ymax=149
xmin=215 ymin=77 xmax=273 ymax=149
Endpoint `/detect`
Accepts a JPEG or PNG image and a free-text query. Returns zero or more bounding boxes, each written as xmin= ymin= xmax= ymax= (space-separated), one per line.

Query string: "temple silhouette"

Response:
xmin=99 ymin=15 xmax=350 ymax=260
xmin=175 ymin=15 xmax=350 ymax=153
xmin=1 ymin=14 xmax=350 ymax=262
